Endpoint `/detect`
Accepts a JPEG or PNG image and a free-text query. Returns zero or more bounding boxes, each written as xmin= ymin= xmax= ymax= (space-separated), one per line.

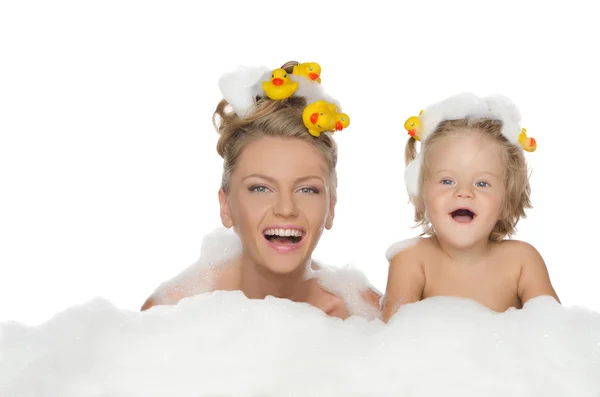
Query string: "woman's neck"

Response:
xmin=237 ymin=255 xmax=312 ymax=302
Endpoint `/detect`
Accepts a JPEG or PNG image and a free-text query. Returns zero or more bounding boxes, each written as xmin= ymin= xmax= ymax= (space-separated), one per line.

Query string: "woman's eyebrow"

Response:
xmin=241 ymin=174 xmax=324 ymax=184
xmin=294 ymin=175 xmax=325 ymax=183
xmin=241 ymin=174 xmax=275 ymax=183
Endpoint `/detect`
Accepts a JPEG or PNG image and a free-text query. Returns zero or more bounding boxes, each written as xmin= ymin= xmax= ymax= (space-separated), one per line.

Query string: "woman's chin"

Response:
xmin=261 ymin=252 xmax=311 ymax=276
xmin=259 ymin=238 xmax=313 ymax=275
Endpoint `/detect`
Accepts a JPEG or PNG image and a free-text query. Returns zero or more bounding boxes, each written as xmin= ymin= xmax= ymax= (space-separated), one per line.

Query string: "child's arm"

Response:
xmin=381 ymin=247 xmax=425 ymax=322
xmin=516 ymin=242 xmax=560 ymax=305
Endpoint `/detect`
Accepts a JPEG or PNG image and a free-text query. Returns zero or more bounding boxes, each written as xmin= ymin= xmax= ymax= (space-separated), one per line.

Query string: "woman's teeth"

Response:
xmin=263 ymin=229 xmax=304 ymax=237
xmin=263 ymin=228 xmax=304 ymax=245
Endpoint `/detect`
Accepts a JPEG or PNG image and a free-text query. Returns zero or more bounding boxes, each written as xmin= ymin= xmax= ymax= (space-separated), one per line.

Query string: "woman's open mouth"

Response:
xmin=450 ymin=208 xmax=476 ymax=223
xmin=263 ymin=228 xmax=305 ymax=245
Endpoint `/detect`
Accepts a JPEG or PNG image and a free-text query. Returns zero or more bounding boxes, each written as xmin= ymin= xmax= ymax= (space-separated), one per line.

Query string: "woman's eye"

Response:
xmin=298 ymin=187 xmax=318 ymax=194
xmin=250 ymin=186 xmax=269 ymax=193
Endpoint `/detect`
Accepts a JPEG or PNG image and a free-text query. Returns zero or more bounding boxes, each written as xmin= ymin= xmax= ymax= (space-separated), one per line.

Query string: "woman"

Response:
xmin=141 ymin=61 xmax=381 ymax=319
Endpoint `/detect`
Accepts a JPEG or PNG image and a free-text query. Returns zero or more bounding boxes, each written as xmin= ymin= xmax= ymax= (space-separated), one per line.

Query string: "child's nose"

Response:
xmin=453 ymin=184 xmax=474 ymax=199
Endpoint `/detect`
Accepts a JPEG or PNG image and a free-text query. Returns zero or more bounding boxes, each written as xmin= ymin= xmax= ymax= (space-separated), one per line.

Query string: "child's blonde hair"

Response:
xmin=213 ymin=61 xmax=338 ymax=199
xmin=405 ymin=118 xmax=532 ymax=240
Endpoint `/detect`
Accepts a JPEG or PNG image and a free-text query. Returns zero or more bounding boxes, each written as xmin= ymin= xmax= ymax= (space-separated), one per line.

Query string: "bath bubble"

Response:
xmin=1 ymin=292 xmax=599 ymax=396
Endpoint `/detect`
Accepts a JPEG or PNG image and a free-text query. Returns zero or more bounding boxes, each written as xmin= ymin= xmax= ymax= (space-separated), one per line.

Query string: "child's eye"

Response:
xmin=250 ymin=185 xmax=269 ymax=193
xmin=475 ymin=181 xmax=490 ymax=188
xmin=298 ymin=187 xmax=319 ymax=194
xmin=441 ymin=179 xmax=454 ymax=185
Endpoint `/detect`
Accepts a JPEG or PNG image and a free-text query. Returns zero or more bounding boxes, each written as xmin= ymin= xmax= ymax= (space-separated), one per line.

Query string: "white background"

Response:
xmin=1 ymin=0 xmax=598 ymax=325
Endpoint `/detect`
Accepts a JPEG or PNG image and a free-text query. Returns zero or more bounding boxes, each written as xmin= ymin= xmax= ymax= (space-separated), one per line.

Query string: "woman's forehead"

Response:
xmin=235 ymin=137 xmax=329 ymax=181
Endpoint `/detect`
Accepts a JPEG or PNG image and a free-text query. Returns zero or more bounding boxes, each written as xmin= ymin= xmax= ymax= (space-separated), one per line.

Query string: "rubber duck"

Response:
xmin=329 ymin=111 xmax=350 ymax=133
xmin=404 ymin=110 xmax=424 ymax=141
xmin=262 ymin=68 xmax=298 ymax=100
xmin=302 ymin=100 xmax=336 ymax=137
xmin=292 ymin=62 xmax=322 ymax=83
xmin=518 ymin=128 xmax=537 ymax=152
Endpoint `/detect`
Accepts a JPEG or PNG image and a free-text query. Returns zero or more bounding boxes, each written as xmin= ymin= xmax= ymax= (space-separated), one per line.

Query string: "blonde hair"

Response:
xmin=212 ymin=61 xmax=338 ymax=198
xmin=405 ymin=118 xmax=531 ymax=240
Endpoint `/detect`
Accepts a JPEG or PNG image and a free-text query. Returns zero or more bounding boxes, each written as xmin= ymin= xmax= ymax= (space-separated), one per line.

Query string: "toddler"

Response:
xmin=382 ymin=93 xmax=560 ymax=322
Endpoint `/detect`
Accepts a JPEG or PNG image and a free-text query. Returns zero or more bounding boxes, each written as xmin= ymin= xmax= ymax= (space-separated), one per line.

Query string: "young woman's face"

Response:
xmin=219 ymin=137 xmax=335 ymax=275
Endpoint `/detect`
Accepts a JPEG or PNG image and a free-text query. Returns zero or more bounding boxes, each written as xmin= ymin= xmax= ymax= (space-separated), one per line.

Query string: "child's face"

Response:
xmin=422 ymin=130 xmax=506 ymax=248
xmin=219 ymin=136 xmax=334 ymax=275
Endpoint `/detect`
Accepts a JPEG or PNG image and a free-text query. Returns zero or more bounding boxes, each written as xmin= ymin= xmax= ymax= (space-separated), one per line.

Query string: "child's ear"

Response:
xmin=218 ymin=188 xmax=233 ymax=228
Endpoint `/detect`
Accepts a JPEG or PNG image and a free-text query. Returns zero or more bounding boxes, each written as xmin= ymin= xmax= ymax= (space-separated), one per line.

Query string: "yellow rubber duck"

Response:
xmin=404 ymin=110 xmax=424 ymax=141
xmin=518 ymin=128 xmax=537 ymax=152
xmin=262 ymin=68 xmax=298 ymax=100
xmin=302 ymin=100 xmax=336 ymax=137
xmin=328 ymin=111 xmax=350 ymax=133
xmin=292 ymin=62 xmax=322 ymax=83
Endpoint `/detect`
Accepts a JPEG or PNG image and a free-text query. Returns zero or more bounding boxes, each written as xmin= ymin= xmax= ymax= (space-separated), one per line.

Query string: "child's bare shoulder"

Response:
xmin=495 ymin=239 xmax=552 ymax=282
xmin=497 ymin=240 xmax=559 ymax=304
xmin=495 ymin=239 xmax=542 ymax=262
xmin=385 ymin=236 xmax=434 ymax=263
xmin=384 ymin=237 xmax=430 ymax=286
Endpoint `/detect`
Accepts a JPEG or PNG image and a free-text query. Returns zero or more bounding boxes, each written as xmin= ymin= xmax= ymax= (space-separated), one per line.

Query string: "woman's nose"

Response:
xmin=273 ymin=193 xmax=299 ymax=217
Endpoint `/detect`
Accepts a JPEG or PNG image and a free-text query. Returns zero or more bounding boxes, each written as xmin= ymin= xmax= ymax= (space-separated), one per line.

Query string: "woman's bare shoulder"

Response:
xmin=140 ymin=260 xmax=238 ymax=311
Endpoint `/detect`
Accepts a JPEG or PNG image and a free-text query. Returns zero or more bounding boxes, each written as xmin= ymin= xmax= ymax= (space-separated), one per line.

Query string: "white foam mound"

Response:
xmin=1 ymin=293 xmax=599 ymax=397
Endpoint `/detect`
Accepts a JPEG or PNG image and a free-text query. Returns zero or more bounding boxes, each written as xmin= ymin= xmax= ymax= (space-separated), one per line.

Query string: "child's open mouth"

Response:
xmin=450 ymin=208 xmax=476 ymax=223
xmin=263 ymin=228 xmax=304 ymax=245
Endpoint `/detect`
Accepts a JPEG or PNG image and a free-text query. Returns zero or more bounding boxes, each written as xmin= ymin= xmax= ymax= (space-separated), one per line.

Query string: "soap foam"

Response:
xmin=1 ymin=292 xmax=599 ymax=396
